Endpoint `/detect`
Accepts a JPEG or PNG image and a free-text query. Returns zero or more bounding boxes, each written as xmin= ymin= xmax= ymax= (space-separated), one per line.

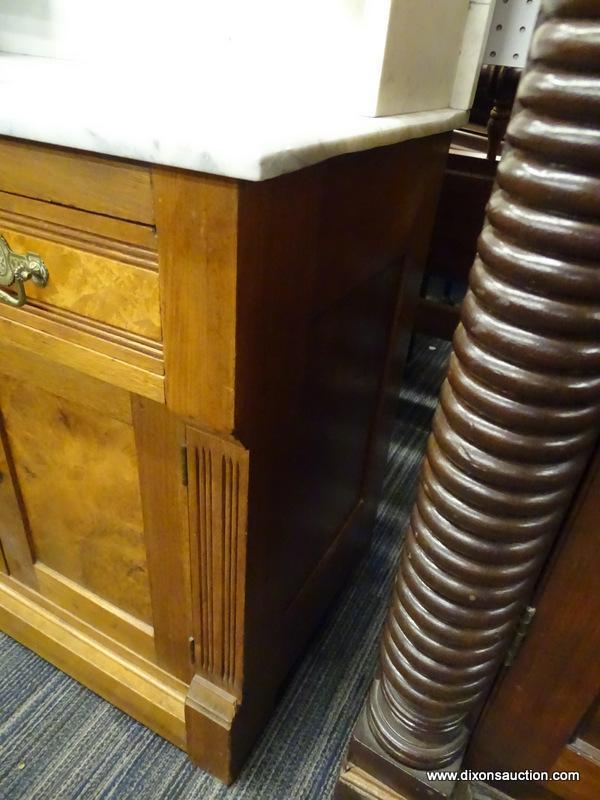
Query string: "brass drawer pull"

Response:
xmin=0 ymin=234 xmax=49 ymax=308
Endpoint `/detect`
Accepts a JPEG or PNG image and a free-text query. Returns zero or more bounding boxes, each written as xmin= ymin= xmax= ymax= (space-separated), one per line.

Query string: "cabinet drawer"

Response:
xmin=0 ymin=192 xmax=165 ymax=402
xmin=0 ymin=138 xmax=155 ymax=224
xmin=0 ymin=228 xmax=161 ymax=339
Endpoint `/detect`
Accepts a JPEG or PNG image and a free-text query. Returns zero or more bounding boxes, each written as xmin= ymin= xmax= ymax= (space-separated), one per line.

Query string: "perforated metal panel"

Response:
xmin=484 ymin=0 xmax=541 ymax=68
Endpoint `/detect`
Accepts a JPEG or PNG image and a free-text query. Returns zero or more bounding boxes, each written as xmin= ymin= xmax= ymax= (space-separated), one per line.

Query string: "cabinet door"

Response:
xmin=0 ymin=343 xmax=192 ymax=675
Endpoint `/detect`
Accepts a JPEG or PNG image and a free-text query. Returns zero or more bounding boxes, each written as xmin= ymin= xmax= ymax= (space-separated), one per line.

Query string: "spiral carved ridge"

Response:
xmin=366 ymin=0 xmax=600 ymax=770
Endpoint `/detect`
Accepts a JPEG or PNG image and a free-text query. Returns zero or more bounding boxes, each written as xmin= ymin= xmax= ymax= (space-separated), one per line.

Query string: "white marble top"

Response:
xmin=0 ymin=55 xmax=467 ymax=182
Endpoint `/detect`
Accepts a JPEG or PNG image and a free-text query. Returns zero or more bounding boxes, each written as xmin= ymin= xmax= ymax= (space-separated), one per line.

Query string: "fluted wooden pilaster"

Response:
xmin=339 ymin=1 xmax=600 ymax=794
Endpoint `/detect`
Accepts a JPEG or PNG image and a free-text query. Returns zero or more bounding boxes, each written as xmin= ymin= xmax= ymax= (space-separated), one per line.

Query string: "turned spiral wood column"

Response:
xmin=340 ymin=1 xmax=600 ymax=792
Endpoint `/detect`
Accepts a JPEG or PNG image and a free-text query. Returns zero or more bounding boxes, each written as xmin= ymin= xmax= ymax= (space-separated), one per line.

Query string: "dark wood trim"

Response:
xmin=466 ymin=447 xmax=600 ymax=774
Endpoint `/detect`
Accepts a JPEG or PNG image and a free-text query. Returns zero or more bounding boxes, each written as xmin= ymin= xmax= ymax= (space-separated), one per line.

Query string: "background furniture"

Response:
xmin=416 ymin=66 xmax=522 ymax=342
xmin=416 ymin=141 xmax=495 ymax=341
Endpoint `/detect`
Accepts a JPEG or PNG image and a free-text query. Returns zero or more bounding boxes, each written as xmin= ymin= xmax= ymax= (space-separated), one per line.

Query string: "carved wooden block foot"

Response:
xmin=337 ymin=0 xmax=600 ymax=796
xmin=366 ymin=678 xmax=467 ymax=773
xmin=336 ymin=699 xmax=460 ymax=800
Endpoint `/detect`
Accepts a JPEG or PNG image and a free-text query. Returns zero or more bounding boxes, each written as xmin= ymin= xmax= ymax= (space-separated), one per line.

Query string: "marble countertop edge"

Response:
xmin=0 ymin=55 xmax=467 ymax=181
xmin=252 ymin=108 xmax=468 ymax=181
xmin=0 ymin=107 xmax=467 ymax=182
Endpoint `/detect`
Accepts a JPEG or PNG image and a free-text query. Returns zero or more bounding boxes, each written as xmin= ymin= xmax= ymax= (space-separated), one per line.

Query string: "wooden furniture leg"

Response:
xmin=486 ymin=66 xmax=520 ymax=162
xmin=336 ymin=1 xmax=600 ymax=797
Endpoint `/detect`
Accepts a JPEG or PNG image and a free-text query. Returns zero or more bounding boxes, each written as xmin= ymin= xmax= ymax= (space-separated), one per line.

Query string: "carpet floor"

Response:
xmin=0 ymin=335 xmax=450 ymax=800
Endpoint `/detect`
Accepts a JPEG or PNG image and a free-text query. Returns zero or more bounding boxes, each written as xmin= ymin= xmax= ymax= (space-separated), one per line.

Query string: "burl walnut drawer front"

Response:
xmin=0 ymin=139 xmax=164 ymax=402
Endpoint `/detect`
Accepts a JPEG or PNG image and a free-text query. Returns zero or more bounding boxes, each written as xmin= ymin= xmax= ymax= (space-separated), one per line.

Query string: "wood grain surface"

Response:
xmin=0 ymin=138 xmax=155 ymax=224
xmin=0 ymin=228 xmax=162 ymax=340
xmin=0 ymin=374 xmax=153 ymax=623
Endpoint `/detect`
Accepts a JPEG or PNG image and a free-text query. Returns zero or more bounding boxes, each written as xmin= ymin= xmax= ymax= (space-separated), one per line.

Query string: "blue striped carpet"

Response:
xmin=0 ymin=336 xmax=449 ymax=800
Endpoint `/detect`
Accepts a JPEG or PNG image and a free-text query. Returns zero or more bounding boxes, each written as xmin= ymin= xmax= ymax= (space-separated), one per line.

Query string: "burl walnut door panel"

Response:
xmin=0 ymin=346 xmax=157 ymax=659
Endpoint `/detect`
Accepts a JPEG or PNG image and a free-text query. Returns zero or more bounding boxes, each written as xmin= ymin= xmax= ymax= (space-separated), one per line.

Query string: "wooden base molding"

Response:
xmin=0 ymin=575 xmax=187 ymax=748
xmin=336 ymin=765 xmax=410 ymax=800
xmin=185 ymin=675 xmax=240 ymax=784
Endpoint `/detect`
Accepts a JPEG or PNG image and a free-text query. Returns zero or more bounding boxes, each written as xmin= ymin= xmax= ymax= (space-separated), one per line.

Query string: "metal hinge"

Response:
xmin=188 ymin=635 xmax=196 ymax=664
xmin=180 ymin=444 xmax=188 ymax=487
xmin=504 ymin=605 xmax=536 ymax=667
